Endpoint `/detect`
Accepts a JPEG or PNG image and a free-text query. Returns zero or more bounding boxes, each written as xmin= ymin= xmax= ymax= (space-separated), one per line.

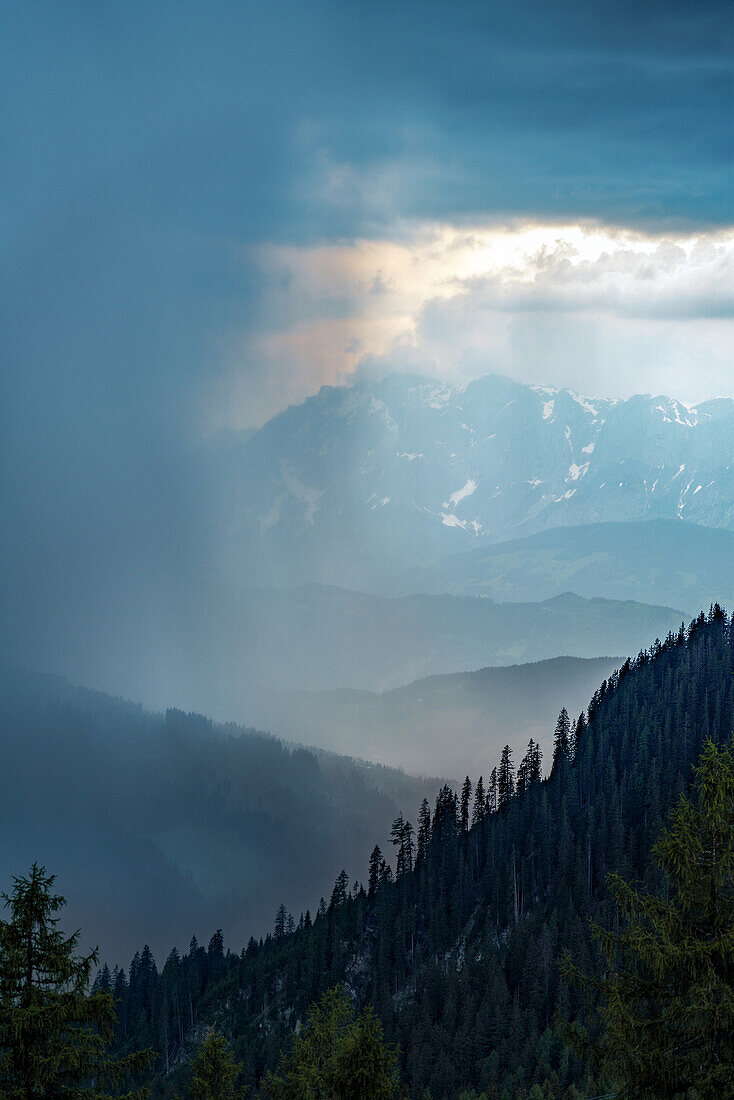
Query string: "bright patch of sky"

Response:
xmin=214 ymin=222 xmax=734 ymax=428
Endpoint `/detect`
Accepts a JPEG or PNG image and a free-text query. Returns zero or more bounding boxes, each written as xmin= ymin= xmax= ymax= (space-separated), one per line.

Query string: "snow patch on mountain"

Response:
xmin=446 ymin=479 xmax=477 ymax=508
xmin=215 ymin=371 xmax=734 ymax=588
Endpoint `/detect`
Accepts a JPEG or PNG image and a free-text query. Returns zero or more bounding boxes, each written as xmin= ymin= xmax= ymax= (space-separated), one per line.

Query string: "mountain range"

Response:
xmin=207 ymin=371 xmax=734 ymax=591
xmin=385 ymin=518 xmax=734 ymax=615
xmin=248 ymin=654 xmax=621 ymax=777
xmin=118 ymin=584 xmax=682 ymax=710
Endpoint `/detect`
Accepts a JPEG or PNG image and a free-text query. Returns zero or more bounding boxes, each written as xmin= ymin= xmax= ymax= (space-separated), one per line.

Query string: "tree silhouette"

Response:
xmin=0 ymin=864 xmax=152 ymax=1099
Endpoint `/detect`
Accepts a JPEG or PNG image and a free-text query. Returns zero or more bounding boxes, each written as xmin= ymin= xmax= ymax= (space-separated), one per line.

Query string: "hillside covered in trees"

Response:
xmin=105 ymin=606 xmax=734 ymax=1097
xmin=0 ymin=669 xmax=436 ymax=962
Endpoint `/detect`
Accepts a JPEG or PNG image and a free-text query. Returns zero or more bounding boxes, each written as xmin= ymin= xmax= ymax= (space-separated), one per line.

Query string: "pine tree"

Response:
xmin=402 ymin=820 xmax=415 ymax=875
xmin=391 ymin=814 xmax=414 ymax=877
xmin=0 ymin=864 xmax=152 ymax=1099
xmin=416 ymin=801 xmax=431 ymax=865
xmin=517 ymin=742 xmax=534 ymax=796
xmin=487 ymin=767 xmax=498 ymax=814
xmin=189 ymin=1031 xmax=246 ymax=1099
xmin=528 ymin=739 xmax=542 ymax=785
xmin=273 ymin=903 xmax=287 ymax=939
xmin=330 ymin=869 xmax=350 ymax=909
xmin=368 ymin=846 xmax=383 ymax=898
xmin=471 ymin=777 xmax=485 ymax=827
xmin=563 ymin=738 xmax=734 ymax=1096
xmin=460 ymin=777 xmax=472 ymax=832
xmin=552 ymin=707 xmax=571 ymax=774
xmin=260 ymin=986 xmax=400 ymax=1099
xmin=497 ymin=746 xmax=514 ymax=808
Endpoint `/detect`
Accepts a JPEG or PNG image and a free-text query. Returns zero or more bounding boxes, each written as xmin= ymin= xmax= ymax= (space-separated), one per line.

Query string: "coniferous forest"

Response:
xmin=82 ymin=607 xmax=734 ymax=1098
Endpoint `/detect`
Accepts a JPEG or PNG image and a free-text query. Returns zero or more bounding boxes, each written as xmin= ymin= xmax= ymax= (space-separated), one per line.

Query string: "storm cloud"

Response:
xmin=2 ymin=0 xmax=733 ymax=694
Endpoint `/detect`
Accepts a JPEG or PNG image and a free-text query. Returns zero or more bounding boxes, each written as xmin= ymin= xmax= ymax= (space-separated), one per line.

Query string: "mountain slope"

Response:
xmin=250 ymin=655 xmax=622 ymax=776
xmin=153 ymin=585 xmax=682 ymax=704
xmin=111 ymin=608 xmax=734 ymax=1097
xmin=386 ymin=518 xmax=734 ymax=614
xmin=208 ymin=371 xmax=734 ymax=590
xmin=0 ymin=668 xmax=438 ymax=962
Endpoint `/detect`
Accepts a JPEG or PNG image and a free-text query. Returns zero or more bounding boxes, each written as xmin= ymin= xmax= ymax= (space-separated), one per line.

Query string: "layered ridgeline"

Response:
xmin=206 ymin=371 xmax=734 ymax=590
xmin=177 ymin=584 xmax=677 ymax=703
xmin=110 ymin=607 xmax=734 ymax=1098
xmin=251 ymin=655 xmax=621 ymax=777
xmin=386 ymin=518 xmax=734 ymax=616
xmin=0 ymin=669 xmax=438 ymax=963
xmin=26 ymin=581 xmax=680 ymax=726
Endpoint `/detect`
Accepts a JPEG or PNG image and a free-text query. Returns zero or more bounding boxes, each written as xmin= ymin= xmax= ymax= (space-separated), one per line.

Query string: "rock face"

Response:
xmin=207 ymin=372 xmax=734 ymax=588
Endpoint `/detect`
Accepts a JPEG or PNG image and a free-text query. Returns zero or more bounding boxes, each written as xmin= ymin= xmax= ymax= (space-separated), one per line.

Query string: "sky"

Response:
xmin=2 ymin=0 xmax=734 ymax=687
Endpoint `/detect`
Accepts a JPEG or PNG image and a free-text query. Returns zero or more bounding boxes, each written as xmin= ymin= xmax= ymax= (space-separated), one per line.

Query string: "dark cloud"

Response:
xmin=2 ymin=0 xmax=732 ymax=691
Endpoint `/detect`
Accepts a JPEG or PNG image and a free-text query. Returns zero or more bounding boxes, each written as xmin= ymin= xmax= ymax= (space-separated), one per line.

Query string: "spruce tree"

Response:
xmin=460 ymin=777 xmax=472 ymax=832
xmin=391 ymin=814 xmax=414 ymax=877
xmin=416 ymin=801 xmax=431 ymax=865
xmin=368 ymin=846 xmax=383 ymax=898
xmin=487 ymin=767 xmax=498 ymax=814
xmin=563 ymin=738 xmax=734 ymax=1097
xmin=471 ymin=777 xmax=485 ymax=827
xmin=497 ymin=746 xmax=514 ymax=808
xmin=528 ymin=739 xmax=542 ymax=785
xmin=402 ymin=820 xmax=414 ymax=875
xmin=273 ymin=903 xmax=287 ymax=939
xmin=330 ymin=870 xmax=350 ymax=910
xmin=189 ymin=1031 xmax=246 ymax=1099
xmin=0 ymin=864 xmax=152 ymax=1099
xmin=517 ymin=742 xmax=535 ymax=795
xmin=260 ymin=986 xmax=400 ymax=1099
xmin=551 ymin=707 xmax=571 ymax=774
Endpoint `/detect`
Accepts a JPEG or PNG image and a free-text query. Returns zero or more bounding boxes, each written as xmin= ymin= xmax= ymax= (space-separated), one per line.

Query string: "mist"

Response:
xmin=3 ymin=1 xmax=734 ymax=973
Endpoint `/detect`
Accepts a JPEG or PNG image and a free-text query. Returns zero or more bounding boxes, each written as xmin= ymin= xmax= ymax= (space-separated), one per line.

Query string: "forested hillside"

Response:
xmin=0 ymin=669 xmax=436 ymax=962
xmin=109 ymin=606 xmax=734 ymax=1097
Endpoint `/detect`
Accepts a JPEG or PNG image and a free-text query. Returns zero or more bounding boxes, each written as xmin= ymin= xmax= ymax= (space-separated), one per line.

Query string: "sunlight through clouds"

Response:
xmin=213 ymin=222 xmax=734 ymax=428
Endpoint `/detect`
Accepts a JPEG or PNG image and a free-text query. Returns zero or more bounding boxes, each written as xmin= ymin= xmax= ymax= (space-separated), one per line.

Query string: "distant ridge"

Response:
xmin=384 ymin=518 xmax=734 ymax=614
xmin=208 ymin=371 xmax=734 ymax=590
xmin=250 ymin=654 xmax=623 ymax=776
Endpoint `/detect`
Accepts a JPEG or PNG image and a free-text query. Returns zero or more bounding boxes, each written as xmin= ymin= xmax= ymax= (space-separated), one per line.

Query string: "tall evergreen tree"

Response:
xmin=471 ymin=777 xmax=485 ymax=827
xmin=516 ymin=742 xmax=536 ymax=795
xmin=564 ymin=738 xmax=734 ymax=1097
xmin=497 ymin=746 xmax=514 ymax=808
xmin=552 ymin=707 xmax=571 ymax=774
xmin=330 ymin=870 xmax=350 ymax=910
xmin=273 ymin=904 xmax=287 ymax=940
xmin=402 ymin=820 xmax=414 ymax=875
xmin=189 ymin=1032 xmax=246 ymax=1099
xmin=260 ymin=986 xmax=400 ymax=1099
xmin=528 ymin=739 xmax=542 ymax=785
xmin=368 ymin=846 xmax=383 ymax=898
xmin=0 ymin=864 xmax=152 ymax=1099
xmin=487 ymin=767 xmax=498 ymax=814
xmin=391 ymin=815 xmax=414 ymax=877
xmin=460 ymin=776 xmax=472 ymax=832
xmin=416 ymin=800 xmax=431 ymax=866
